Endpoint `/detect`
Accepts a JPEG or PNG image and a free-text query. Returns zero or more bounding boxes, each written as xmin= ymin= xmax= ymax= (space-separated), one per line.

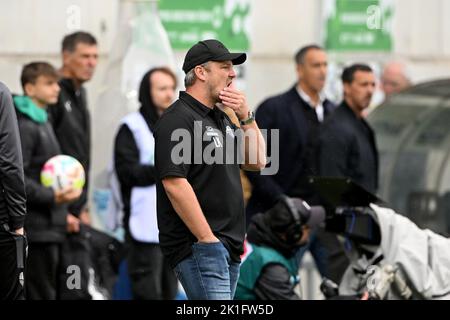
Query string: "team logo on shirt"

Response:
xmin=205 ymin=126 xmax=222 ymax=148
xmin=226 ymin=125 xmax=235 ymax=138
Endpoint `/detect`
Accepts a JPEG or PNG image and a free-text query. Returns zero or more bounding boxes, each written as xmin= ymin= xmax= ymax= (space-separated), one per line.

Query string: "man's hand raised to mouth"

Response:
xmin=219 ymin=84 xmax=250 ymax=121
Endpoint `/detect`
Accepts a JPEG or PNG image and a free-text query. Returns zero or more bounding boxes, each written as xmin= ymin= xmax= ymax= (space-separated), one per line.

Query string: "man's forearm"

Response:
xmin=241 ymin=121 xmax=266 ymax=171
xmin=217 ymin=87 xmax=266 ymax=171
xmin=162 ymin=177 xmax=217 ymax=242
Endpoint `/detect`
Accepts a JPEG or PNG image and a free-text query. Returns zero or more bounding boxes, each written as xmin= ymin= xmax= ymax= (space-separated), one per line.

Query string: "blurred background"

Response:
xmin=1 ymin=0 xmax=450 ymax=299
xmin=0 ymin=0 xmax=450 ymax=248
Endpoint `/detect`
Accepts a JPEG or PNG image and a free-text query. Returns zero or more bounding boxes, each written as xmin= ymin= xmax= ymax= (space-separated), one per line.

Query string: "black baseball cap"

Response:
xmin=291 ymin=198 xmax=326 ymax=229
xmin=182 ymin=39 xmax=247 ymax=74
xmin=267 ymin=197 xmax=326 ymax=231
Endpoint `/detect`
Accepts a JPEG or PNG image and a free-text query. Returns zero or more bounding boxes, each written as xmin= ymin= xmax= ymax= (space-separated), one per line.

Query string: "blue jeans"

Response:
xmin=174 ymin=241 xmax=240 ymax=300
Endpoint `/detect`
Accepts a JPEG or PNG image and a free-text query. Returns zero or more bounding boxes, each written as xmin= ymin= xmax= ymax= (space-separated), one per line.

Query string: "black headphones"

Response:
xmin=278 ymin=195 xmax=303 ymax=244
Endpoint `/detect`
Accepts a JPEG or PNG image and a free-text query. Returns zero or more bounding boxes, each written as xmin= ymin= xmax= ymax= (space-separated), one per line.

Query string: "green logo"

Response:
xmin=159 ymin=0 xmax=250 ymax=51
xmin=325 ymin=0 xmax=393 ymax=52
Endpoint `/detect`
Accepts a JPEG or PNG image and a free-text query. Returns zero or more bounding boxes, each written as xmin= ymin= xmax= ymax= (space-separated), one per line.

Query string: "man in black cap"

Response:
xmin=154 ymin=39 xmax=266 ymax=300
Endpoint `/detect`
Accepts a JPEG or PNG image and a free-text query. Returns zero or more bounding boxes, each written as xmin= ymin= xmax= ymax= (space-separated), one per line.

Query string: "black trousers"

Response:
xmin=0 ymin=229 xmax=26 ymax=300
xmin=127 ymin=239 xmax=178 ymax=300
xmin=25 ymin=242 xmax=61 ymax=300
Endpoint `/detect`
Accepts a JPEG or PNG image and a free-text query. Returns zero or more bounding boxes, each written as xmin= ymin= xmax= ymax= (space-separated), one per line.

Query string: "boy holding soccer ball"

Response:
xmin=13 ymin=62 xmax=81 ymax=299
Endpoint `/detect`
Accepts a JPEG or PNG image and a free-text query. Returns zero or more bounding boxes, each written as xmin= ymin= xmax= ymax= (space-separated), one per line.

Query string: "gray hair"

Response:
xmin=382 ymin=61 xmax=412 ymax=84
xmin=62 ymin=31 xmax=97 ymax=53
xmin=184 ymin=62 xmax=210 ymax=88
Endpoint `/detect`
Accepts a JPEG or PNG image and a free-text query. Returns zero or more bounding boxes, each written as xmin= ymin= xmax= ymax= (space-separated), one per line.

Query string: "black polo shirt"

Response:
xmin=154 ymin=91 xmax=245 ymax=268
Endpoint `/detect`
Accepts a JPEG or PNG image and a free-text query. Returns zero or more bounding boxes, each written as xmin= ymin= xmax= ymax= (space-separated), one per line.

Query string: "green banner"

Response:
xmin=158 ymin=0 xmax=250 ymax=51
xmin=325 ymin=0 xmax=393 ymax=52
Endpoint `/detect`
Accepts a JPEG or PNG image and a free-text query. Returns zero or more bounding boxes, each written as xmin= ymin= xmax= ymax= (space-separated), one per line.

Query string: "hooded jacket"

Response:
xmin=236 ymin=202 xmax=304 ymax=300
xmin=14 ymin=95 xmax=67 ymax=243
xmin=113 ymin=70 xmax=161 ymax=234
xmin=0 ymin=83 xmax=27 ymax=231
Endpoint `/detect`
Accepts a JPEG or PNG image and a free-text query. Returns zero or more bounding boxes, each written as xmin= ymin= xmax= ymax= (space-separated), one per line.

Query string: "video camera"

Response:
xmin=308 ymin=177 xmax=384 ymax=246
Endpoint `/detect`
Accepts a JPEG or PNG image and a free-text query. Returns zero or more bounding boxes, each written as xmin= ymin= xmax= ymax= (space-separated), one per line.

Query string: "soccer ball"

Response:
xmin=40 ymin=155 xmax=85 ymax=192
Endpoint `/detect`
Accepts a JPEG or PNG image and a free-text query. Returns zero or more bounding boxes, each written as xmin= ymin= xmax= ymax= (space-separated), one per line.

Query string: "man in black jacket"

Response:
xmin=0 ymin=82 xmax=27 ymax=300
xmin=47 ymin=33 xmax=99 ymax=299
xmin=14 ymin=62 xmax=81 ymax=299
xmin=319 ymin=64 xmax=379 ymax=195
xmin=246 ymin=45 xmax=335 ymax=216
xmin=316 ymin=65 xmax=378 ymax=285
xmin=114 ymin=67 xmax=178 ymax=300
xmin=245 ymin=45 xmax=337 ymax=280
xmin=48 ymin=31 xmax=98 ymax=228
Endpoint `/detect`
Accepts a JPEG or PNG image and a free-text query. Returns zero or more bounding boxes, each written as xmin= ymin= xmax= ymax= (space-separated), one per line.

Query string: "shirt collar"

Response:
xmin=296 ymin=85 xmax=326 ymax=108
xmin=179 ymin=91 xmax=213 ymax=118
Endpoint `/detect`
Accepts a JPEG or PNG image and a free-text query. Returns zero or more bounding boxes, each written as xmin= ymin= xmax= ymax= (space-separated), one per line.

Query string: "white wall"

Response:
xmin=246 ymin=0 xmax=323 ymax=106
xmin=0 ymin=0 xmax=118 ymax=105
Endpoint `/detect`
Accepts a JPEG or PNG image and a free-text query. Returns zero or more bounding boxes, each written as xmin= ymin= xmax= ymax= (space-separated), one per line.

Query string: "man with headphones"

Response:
xmin=235 ymin=195 xmax=325 ymax=300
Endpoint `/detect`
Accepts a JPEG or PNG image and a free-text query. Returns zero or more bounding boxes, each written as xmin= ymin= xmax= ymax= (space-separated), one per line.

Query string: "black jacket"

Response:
xmin=0 ymin=83 xmax=27 ymax=231
xmin=114 ymin=70 xmax=159 ymax=233
xmin=246 ymin=86 xmax=335 ymax=218
xmin=246 ymin=212 xmax=301 ymax=300
xmin=16 ymin=107 xmax=67 ymax=243
xmin=48 ymin=78 xmax=90 ymax=216
xmin=318 ymin=102 xmax=379 ymax=194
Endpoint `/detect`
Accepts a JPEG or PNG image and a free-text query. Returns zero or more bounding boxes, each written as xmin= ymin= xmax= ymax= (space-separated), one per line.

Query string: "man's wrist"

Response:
xmin=197 ymin=233 xmax=218 ymax=243
xmin=239 ymin=110 xmax=255 ymax=126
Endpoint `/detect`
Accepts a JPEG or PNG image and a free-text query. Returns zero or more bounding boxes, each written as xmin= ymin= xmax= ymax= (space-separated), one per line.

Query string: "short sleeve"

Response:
xmin=154 ymin=111 xmax=192 ymax=180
